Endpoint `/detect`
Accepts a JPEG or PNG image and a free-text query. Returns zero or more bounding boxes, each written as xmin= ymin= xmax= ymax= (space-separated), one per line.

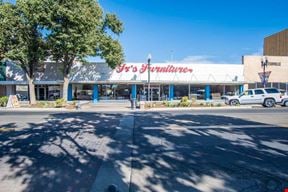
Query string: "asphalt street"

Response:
xmin=0 ymin=108 xmax=288 ymax=192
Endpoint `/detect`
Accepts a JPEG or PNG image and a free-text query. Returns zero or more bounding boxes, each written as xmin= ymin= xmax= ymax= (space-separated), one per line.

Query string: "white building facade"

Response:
xmin=0 ymin=61 xmax=245 ymax=102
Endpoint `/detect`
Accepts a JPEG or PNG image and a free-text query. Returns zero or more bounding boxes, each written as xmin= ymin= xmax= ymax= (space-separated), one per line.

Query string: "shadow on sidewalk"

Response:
xmin=0 ymin=112 xmax=287 ymax=192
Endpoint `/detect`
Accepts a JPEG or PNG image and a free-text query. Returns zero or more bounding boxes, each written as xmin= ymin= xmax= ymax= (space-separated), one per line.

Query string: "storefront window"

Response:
xmin=189 ymin=85 xmax=205 ymax=100
xmin=248 ymin=83 xmax=256 ymax=89
xmin=72 ymin=84 xmax=93 ymax=100
xmin=16 ymin=85 xmax=29 ymax=101
xmin=223 ymin=85 xmax=237 ymax=96
xmin=280 ymin=83 xmax=288 ymax=91
xmin=48 ymin=85 xmax=61 ymax=100
xmin=35 ymin=85 xmax=61 ymax=101
xmin=99 ymin=84 xmax=131 ymax=100
xmin=174 ymin=85 xmax=189 ymax=100
xmin=115 ymin=84 xmax=131 ymax=100
xmin=160 ymin=85 xmax=169 ymax=101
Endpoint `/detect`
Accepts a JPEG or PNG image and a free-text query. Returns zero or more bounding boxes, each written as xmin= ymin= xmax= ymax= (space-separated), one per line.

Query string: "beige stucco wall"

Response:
xmin=243 ymin=56 xmax=288 ymax=83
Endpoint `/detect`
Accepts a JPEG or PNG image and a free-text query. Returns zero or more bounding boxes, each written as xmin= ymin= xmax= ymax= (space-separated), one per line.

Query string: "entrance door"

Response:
xmin=39 ymin=87 xmax=45 ymax=100
xmin=151 ymin=87 xmax=160 ymax=101
xmin=36 ymin=85 xmax=47 ymax=100
xmin=144 ymin=85 xmax=161 ymax=101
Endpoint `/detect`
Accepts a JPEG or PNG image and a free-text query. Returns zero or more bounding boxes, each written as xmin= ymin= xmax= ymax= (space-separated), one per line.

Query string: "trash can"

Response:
xmin=130 ymin=99 xmax=136 ymax=110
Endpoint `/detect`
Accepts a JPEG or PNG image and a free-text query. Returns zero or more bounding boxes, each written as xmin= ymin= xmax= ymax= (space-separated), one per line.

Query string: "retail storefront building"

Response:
xmin=1 ymin=56 xmax=288 ymax=102
xmin=0 ymin=61 xmax=245 ymax=102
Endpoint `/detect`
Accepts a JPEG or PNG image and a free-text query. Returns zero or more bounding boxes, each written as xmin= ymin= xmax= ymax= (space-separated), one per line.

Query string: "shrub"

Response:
xmin=36 ymin=101 xmax=55 ymax=108
xmin=168 ymin=102 xmax=178 ymax=107
xmin=0 ymin=96 xmax=8 ymax=107
xmin=162 ymin=101 xmax=168 ymax=106
xmin=180 ymin=101 xmax=190 ymax=107
xmin=55 ymin=98 xmax=66 ymax=107
xmin=38 ymin=101 xmax=47 ymax=107
xmin=179 ymin=96 xmax=191 ymax=107
xmin=181 ymin=96 xmax=189 ymax=103
xmin=216 ymin=103 xmax=222 ymax=107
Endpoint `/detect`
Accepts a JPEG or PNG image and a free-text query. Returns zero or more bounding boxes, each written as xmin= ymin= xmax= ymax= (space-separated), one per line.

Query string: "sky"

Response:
xmin=98 ymin=0 xmax=288 ymax=64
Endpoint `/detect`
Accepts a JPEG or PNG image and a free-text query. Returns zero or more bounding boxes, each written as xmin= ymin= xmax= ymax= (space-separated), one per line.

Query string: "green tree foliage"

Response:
xmin=0 ymin=0 xmax=47 ymax=104
xmin=42 ymin=0 xmax=124 ymax=100
xmin=0 ymin=2 xmax=16 ymax=61
xmin=0 ymin=0 xmax=124 ymax=102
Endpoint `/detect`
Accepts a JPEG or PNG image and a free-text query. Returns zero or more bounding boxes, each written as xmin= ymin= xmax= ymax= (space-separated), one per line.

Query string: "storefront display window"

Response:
xmin=16 ymin=85 xmax=29 ymax=101
xmin=72 ymin=84 xmax=93 ymax=100
xmin=98 ymin=84 xmax=131 ymax=100
xmin=35 ymin=85 xmax=61 ymax=100
xmin=48 ymin=85 xmax=61 ymax=100
xmin=174 ymin=85 xmax=189 ymax=99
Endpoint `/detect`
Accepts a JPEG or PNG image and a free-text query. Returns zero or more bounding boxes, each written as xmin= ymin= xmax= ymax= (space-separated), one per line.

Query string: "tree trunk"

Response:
xmin=26 ymin=74 xmax=36 ymax=105
xmin=62 ymin=75 xmax=69 ymax=102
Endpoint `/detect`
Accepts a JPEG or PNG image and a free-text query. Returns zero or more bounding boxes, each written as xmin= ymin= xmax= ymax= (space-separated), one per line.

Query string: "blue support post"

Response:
xmin=93 ymin=84 xmax=99 ymax=103
xmin=239 ymin=85 xmax=244 ymax=94
xmin=67 ymin=84 xmax=73 ymax=101
xmin=131 ymin=84 xmax=137 ymax=110
xmin=131 ymin=84 xmax=137 ymax=100
xmin=205 ymin=85 xmax=211 ymax=101
xmin=169 ymin=84 xmax=174 ymax=101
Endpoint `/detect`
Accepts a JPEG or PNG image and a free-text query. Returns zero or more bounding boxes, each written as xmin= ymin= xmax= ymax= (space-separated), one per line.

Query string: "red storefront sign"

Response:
xmin=116 ymin=64 xmax=193 ymax=74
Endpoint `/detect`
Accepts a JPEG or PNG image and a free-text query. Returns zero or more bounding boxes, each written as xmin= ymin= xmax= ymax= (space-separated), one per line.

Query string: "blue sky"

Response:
xmin=98 ymin=0 xmax=288 ymax=64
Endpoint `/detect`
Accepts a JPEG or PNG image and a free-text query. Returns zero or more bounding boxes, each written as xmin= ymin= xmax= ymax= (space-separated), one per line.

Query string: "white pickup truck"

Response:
xmin=225 ymin=88 xmax=282 ymax=108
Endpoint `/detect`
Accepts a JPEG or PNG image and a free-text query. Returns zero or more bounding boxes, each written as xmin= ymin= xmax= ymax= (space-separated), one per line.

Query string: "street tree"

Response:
xmin=44 ymin=0 xmax=124 ymax=101
xmin=0 ymin=1 xmax=47 ymax=104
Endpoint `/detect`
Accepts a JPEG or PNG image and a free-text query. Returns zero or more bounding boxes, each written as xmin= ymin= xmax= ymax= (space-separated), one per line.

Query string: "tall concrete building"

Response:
xmin=264 ymin=29 xmax=288 ymax=56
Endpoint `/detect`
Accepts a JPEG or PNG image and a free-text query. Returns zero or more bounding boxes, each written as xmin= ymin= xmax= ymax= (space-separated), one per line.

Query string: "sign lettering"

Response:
xmin=116 ymin=64 xmax=193 ymax=73
xmin=268 ymin=62 xmax=281 ymax=66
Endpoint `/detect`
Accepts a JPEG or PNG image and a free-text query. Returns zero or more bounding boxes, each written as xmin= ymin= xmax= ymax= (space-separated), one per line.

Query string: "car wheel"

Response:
xmin=264 ymin=98 xmax=275 ymax=108
xmin=284 ymin=101 xmax=288 ymax=107
xmin=230 ymin=99 xmax=239 ymax=106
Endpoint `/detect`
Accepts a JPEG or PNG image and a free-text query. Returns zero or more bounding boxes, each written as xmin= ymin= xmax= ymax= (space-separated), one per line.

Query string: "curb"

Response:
xmin=140 ymin=106 xmax=254 ymax=112
xmin=0 ymin=107 xmax=72 ymax=112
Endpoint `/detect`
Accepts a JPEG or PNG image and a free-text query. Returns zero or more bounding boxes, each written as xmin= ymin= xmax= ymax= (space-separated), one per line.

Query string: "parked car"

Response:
xmin=279 ymin=89 xmax=288 ymax=97
xmin=225 ymin=88 xmax=282 ymax=108
xmin=279 ymin=90 xmax=288 ymax=107
xmin=280 ymin=97 xmax=288 ymax=107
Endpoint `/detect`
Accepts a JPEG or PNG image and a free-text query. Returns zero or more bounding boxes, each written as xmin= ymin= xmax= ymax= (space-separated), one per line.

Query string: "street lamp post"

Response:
xmin=261 ymin=56 xmax=268 ymax=88
xmin=147 ymin=54 xmax=152 ymax=102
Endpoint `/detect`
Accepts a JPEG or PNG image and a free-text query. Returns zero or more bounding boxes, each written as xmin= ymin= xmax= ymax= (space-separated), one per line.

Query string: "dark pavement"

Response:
xmin=0 ymin=108 xmax=288 ymax=192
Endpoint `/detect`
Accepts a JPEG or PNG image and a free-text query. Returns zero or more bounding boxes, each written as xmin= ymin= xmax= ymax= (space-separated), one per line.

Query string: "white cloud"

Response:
xmin=169 ymin=55 xmax=223 ymax=64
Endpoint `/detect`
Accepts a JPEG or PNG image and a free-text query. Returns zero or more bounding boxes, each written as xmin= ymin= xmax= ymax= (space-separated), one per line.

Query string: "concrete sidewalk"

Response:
xmin=1 ymin=103 xmax=281 ymax=113
xmin=90 ymin=115 xmax=134 ymax=192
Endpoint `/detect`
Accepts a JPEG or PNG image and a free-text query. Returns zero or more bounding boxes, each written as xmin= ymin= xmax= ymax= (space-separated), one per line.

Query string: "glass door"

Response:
xmin=144 ymin=85 xmax=161 ymax=101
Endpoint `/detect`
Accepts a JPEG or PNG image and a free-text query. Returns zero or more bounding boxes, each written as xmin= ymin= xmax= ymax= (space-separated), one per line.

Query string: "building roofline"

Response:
xmin=264 ymin=28 xmax=288 ymax=40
